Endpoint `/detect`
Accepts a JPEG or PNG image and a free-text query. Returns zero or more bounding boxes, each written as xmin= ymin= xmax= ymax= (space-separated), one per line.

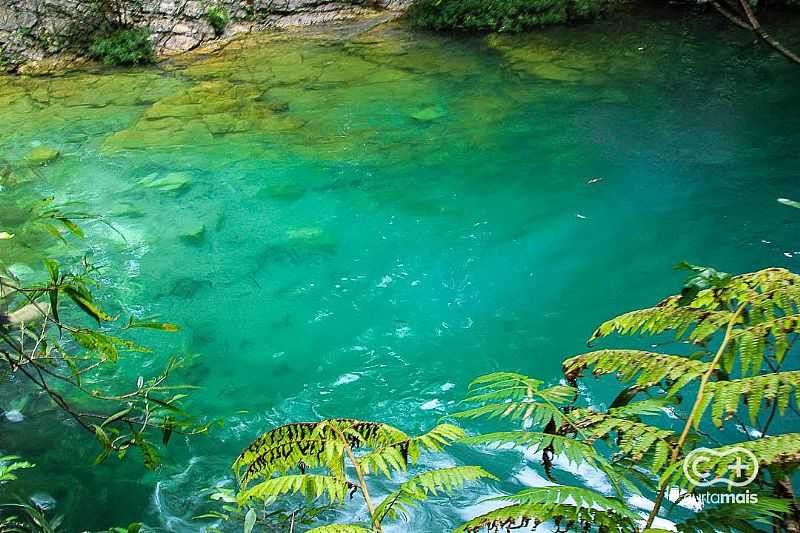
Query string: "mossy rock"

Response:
xmin=286 ymin=226 xmax=337 ymax=253
xmin=108 ymin=202 xmax=146 ymax=218
xmin=137 ymin=171 xmax=193 ymax=194
xmin=179 ymin=224 xmax=206 ymax=246
xmin=260 ymin=182 xmax=306 ymax=201
xmin=411 ymin=105 xmax=447 ymax=122
xmin=24 ymin=146 xmax=60 ymax=166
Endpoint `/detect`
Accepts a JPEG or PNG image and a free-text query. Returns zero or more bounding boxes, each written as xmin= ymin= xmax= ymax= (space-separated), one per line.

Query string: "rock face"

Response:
xmin=0 ymin=0 xmax=410 ymax=71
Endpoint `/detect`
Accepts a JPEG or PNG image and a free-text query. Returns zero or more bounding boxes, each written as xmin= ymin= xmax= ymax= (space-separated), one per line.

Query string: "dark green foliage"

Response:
xmin=407 ymin=0 xmax=612 ymax=32
xmin=457 ymin=267 xmax=800 ymax=531
xmin=89 ymin=28 xmax=154 ymax=66
xmin=206 ymin=6 xmax=230 ymax=36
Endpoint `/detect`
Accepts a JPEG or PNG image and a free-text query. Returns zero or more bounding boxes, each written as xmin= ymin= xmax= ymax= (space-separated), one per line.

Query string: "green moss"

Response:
xmin=407 ymin=0 xmax=613 ymax=32
xmin=89 ymin=28 xmax=155 ymax=66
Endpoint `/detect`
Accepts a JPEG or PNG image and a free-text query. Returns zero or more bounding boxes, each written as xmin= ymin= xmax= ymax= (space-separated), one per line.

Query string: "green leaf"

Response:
xmin=243 ymin=508 xmax=256 ymax=533
xmin=57 ymin=217 xmax=84 ymax=239
xmin=126 ymin=318 xmax=179 ymax=332
xmin=138 ymin=440 xmax=160 ymax=470
xmin=63 ymin=285 xmax=113 ymax=323
xmin=44 ymin=259 xmax=59 ymax=283
xmin=101 ymin=407 xmax=133 ymax=428
xmin=162 ymin=417 xmax=174 ymax=445
xmin=92 ymin=424 xmax=112 ymax=464
xmin=374 ymin=466 xmax=495 ymax=522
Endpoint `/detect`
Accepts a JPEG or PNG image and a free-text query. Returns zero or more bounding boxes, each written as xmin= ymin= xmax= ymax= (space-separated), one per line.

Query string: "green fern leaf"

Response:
xmin=675 ymin=496 xmax=790 ymax=532
xmin=699 ymin=371 xmax=800 ymax=427
xmin=663 ymin=434 xmax=800 ymax=489
xmin=485 ymin=485 xmax=638 ymax=522
xmin=374 ymin=466 xmax=495 ymax=522
xmin=234 ymin=419 xmax=409 ymax=484
xmin=237 ymin=474 xmax=353 ymax=506
xmin=454 ymin=501 xmax=638 ymax=533
xmin=564 ymin=350 xmax=709 ymax=394
xmin=359 ymin=424 xmax=465 ymax=477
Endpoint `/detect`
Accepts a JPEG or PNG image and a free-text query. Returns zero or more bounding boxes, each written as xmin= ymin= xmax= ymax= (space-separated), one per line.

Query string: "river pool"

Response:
xmin=1 ymin=7 xmax=800 ymax=532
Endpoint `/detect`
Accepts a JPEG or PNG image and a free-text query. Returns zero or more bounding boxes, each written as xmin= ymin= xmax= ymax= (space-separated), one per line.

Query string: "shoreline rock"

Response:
xmin=0 ymin=0 xmax=410 ymax=74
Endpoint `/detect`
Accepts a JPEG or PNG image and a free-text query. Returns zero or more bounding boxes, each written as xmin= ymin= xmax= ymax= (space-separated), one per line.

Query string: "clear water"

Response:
xmin=1 ymin=8 xmax=800 ymax=531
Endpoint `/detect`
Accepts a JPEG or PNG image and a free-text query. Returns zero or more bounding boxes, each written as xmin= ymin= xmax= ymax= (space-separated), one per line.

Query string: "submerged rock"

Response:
xmin=137 ymin=172 xmax=192 ymax=194
xmin=286 ymin=226 xmax=337 ymax=253
xmin=169 ymin=277 xmax=212 ymax=299
xmin=179 ymin=224 xmax=206 ymax=246
xmin=24 ymin=146 xmax=60 ymax=166
xmin=29 ymin=493 xmax=56 ymax=511
xmin=4 ymin=410 xmax=24 ymax=423
xmin=411 ymin=105 xmax=446 ymax=122
xmin=108 ymin=202 xmax=146 ymax=218
xmin=260 ymin=182 xmax=306 ymax=201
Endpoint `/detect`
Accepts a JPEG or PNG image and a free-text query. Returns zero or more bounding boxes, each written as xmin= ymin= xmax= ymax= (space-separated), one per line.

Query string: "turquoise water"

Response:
xmin=1 ymin=8 xmax=800 ymax=531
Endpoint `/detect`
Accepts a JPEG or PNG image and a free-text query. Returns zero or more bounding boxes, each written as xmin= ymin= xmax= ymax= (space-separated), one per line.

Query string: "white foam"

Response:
xmin=334 ymin=373 xmax=360 ymax=386
xmin=420 ymin=399 xmax=442 ymax=411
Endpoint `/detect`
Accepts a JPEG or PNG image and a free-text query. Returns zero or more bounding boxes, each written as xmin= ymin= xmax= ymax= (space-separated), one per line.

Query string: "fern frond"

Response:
xmin=306 ymin=525 xmax=372 ymax=533
xmin=360 ymin=424 xmax=465 ymax=477
xmin=461 ymin=430 xmax=618 ymax=480
xmin=607 ymin=398 xmax=677 ymax=418
xmin=454 ymin=373 xmax=575 ymax=432
xmin=564 ymin=350 xmax=709 ymax=394
xmin=464 ymin=373 xmax=576 ymax=404
xmin=675 ymin=496 xmax=790 ymax=532
xmin=452 ymin=401 xmax=568 ymax=428
xmin=589 ymin=299 xmax=732 ymax=342
xmin=454 ymin=501 xmax=638 ymax=533
xmin=460 ymin=431 xmax=595 ymax=462
xmin=374 ymin=466 xmax=495 ymax=522
xmin=237 ymin=474 xmax=353 ymax=506
xmin=730 ymin=314 xmax=800 ymax=368
xmin=462 ymin=373 xmax=576 ymax=404
xmin=698 ymin=371 xmax=800 ymax=427
xmin=485 ymin=485 xmax=639 ymax=522
xmin=699 ymin=268 xmax=800 ymax=315
xmin=663 ymin=434 xmax=800 ymax=489
xmin=572 ymin=410 xmax=674 ymax=473
xmin=234 ymin=419 xmax=408 ymax=483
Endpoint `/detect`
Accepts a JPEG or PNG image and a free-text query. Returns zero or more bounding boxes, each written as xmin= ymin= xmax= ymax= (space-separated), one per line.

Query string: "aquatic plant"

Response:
xmin=206 ymin=6 xmax=230 ymax=37
xmin=457 ymin=266 xmax=800 ymax=531
xmin=89 ymin=28 xmax=154 ymax=66
xmin=227 ymin=419 xmax=494 ymax=532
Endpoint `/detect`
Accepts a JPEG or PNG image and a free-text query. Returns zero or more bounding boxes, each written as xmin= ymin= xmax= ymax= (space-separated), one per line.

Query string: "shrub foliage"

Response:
xmin=407 ymin=0 xmax=613 ymax=32
xmin=89 ymin=27 xmax=155 ymax=66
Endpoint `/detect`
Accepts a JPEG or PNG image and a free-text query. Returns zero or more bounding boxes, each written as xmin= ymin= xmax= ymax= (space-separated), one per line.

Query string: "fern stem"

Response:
xmin=644 ymin=304 xmax=745 ymax=530
xmin=334 ymin=426 xmax=383 ymax=533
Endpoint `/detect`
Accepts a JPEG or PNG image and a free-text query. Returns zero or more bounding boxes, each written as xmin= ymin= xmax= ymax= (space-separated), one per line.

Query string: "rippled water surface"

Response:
xmin=1 ymin=9 xmax=800 ymax=531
